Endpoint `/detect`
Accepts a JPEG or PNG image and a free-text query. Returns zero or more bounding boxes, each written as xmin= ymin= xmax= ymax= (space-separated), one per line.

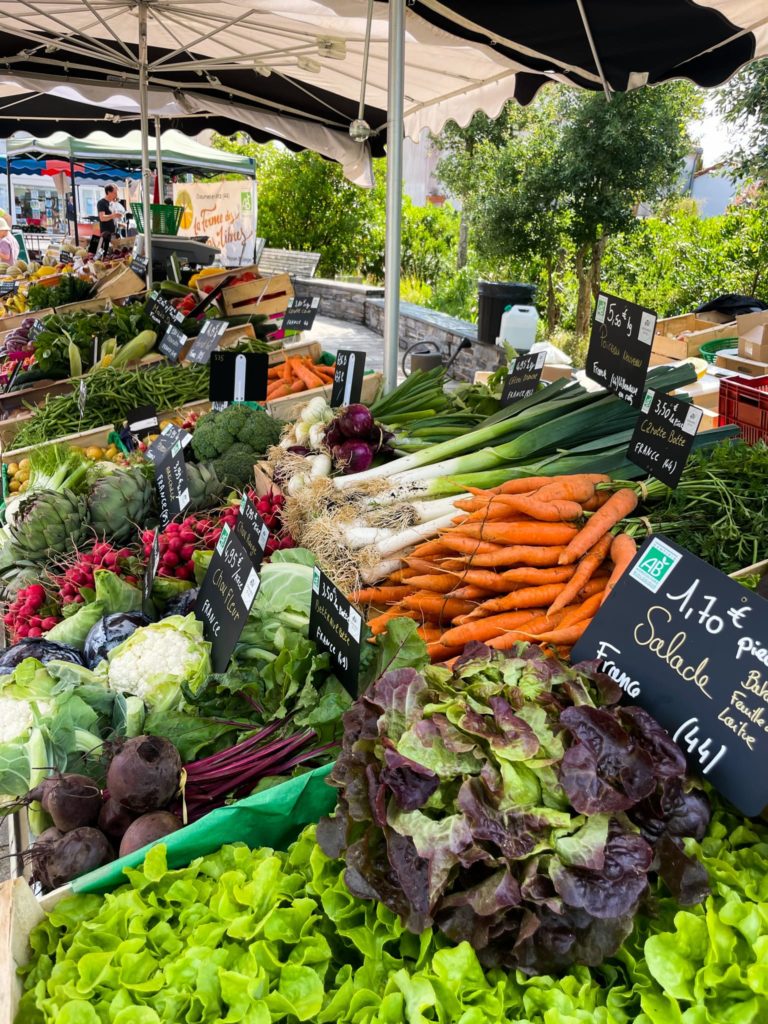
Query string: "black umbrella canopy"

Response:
xmin=404 ymin=0 xmax=766 ymax=102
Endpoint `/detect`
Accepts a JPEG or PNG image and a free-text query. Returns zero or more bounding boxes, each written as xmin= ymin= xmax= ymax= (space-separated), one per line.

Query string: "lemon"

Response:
xmin=6 ymin=462 xmax=18 ymax=476
xmin=8 ymin=479 xmax=19 ymax=492
xmin=85 ymin=446 xmax=104 ymax=460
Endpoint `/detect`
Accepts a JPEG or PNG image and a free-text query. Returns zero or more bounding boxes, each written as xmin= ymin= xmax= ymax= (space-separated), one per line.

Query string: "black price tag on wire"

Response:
xmin=186 ymin=319 xmax=228 ymax=365
xmin=29 ymin=319 xmax=46 ymax=341
xmin=77 ymin=379 xmax=87 ymax=420
xmin=308 ymin=566 xmax=363 ymax=696
xmin=146 ymin=291 xmax=185 ymax=332
xmin=126 ymin=404 xmax=159 ymax=439
xmin=573 ymin=535 xmax=768 ymax=817
xmin=153 ymin=439 xmax=191 ymax=527
xmin=501 ymin=350 xmax=546 ymax=407
xmin=159 ymin=323 xmax=188 ymax=364
xmin=131 ymin=255 xmax=148 ymax=281
xmin=330 ymin=349 xmax=366 ymax=408
xmin=282 ymin=296 xmax=320 ymax=333
xmin=586 ymin=292 xmax=657 ymax=408
xmin=627 ymin=390 xmax=703 ymax=488
xmin=145 ymin=422 xmax=192 ymax=464
xmin=209 ymin=351 xmax=269 ymax=405
xmin=143 ymin=527 xmax=160 ymax=605
xmin=196 ymin=524 xmax=261 ymax=672
xmin=234 ymin=493 xmax=270 ymax=570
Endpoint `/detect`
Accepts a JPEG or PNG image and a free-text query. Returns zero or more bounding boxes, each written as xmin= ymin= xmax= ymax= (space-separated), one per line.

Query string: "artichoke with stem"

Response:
xmin=7 ymin=490 xmax=89 ymax=561
xmin=87 ymin=464 xmax=153 ymax=543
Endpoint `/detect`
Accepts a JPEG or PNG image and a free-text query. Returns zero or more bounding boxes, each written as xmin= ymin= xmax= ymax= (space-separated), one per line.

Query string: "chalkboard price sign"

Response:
xmin=627 ymin=389 xmax=703 ymax=488
xmin=502 ymin=350 xmax=546 ymax=407
xmin=28 ymin=319 xmax=46 ymax=341
xmin=209 ymin=351 xmax=269 ymax=404
xmin=126 ymin=404 xmax=159 ymax=439
xmin=234 ymin=493 xmax=270 ymax=570
xmin=158 ymin=323 xmax=188 ymax=364
xmin=146 ymin=291 xmax=184 ymax=332
xmin=572 ymin=535 xmax=768 ymax=816
xmin=283 ymin=296 xmax=320 ymax=333
xmin=130 ymin=255 xmax=148 ymax=280
xmin=196 ymin=524 xmax=261 ymax=672
xmin=153 ymin=439 xmax=191 ymax=527
xmin=146 ymin=422 xmax=192 ymax=464
xmin=185 ymin=319 xmax=228 ymax=365
xmin=330 ymin=349 xmax=366 ymax=408
xmin=586 ymin=292 xmax=657 ymax=408
xmin=309 ymin=567 xmax=363 ymax=695
xmin=0 ymin=281 xmax=18 ymax=296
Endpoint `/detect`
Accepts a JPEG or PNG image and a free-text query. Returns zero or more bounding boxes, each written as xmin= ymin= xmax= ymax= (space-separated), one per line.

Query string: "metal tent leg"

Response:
xmin=138 ymin=0 xmax=153 ymax=287
xmin=383 ymin=0 xmax=405 ymax=394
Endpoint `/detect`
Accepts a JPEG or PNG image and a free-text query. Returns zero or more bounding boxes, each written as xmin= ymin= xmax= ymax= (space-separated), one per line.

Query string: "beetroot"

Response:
xmin=97 ymin=798 xmax=138 ymax=845
xmin=41 ymin=827 xmax=114 ymax=890
xmin=106 ymin=736 xmax=181 ymax=814
xmin=28 ymin=774 xmax=102 ymax=833
xmin=119 ymin=810 xmax=182 ymax=857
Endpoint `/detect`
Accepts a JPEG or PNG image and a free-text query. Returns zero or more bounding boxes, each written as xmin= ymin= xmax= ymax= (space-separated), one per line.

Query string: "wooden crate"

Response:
xmin=267 ymin=370 xmax=382 ymax=420
xmin=222 ymin=273 xmax=293 ymax=319
xmin=94 ymin=264 xmax=145 ymax=300
xmin=715 ymin=349 xmax=768 ymax=377
xmin=0 ymin=308 xmax=53 ymax=333
xmin=1 ymin=424 xmax=116 ymax=462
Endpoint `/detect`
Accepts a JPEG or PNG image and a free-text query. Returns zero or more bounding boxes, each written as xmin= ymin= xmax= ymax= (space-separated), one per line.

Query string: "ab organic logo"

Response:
xmin=630 ymin=539 xmax=682 ymax=593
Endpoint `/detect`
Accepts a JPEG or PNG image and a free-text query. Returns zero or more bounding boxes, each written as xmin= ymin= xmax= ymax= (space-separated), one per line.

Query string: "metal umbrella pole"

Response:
xmin=382 ymin=0 xmax=405 ymax=394
xmin=154 ymin=116 xmax=164 ymax=201
xmin=138 ymin=0 xmax=153 ymax=286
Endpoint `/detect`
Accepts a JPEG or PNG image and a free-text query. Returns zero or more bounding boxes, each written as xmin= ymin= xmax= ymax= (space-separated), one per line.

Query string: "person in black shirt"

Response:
xmin=89 ymin=184 xmax=120 ymax=256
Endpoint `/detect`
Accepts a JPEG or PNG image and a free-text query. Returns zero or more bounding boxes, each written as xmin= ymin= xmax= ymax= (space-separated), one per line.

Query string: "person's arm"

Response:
xmin=98 ymin=209 xmax=114 ymax=224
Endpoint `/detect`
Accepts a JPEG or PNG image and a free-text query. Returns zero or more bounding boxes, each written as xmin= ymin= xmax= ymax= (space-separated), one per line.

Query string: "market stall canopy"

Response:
xmin=0 ymin=0 xmax=537 ymax=156
xmin=4 ymin=129 xmax=254 ymax=176
xmin=401 ymin=1 xmax=768 ymax=102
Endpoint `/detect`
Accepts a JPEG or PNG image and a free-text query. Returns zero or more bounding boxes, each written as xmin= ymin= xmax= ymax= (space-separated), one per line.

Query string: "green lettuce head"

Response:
xmin=104 ymin=614 xmax=211 ymax=713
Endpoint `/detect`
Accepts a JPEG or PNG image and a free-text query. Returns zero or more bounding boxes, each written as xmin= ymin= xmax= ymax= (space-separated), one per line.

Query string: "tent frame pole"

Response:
xmin=138 ymin=0 xmax=153 ymax=286
xmin=574 ymin=0 xmax=612 ymax=100
xmin=154 ymin=116 xmax=164 ymax=202
xmin=383 ymin=0 xmax=405 ymax=394
xmin=68 ymin=143 xmax=79 ymax=245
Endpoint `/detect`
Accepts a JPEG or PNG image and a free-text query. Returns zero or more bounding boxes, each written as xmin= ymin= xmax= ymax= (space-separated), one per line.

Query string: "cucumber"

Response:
xmin=159 ymin=280 xmax=195 ymax=297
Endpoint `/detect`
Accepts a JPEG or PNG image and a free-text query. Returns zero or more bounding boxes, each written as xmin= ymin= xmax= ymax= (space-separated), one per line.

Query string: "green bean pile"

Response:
xmin=13 ymin=364 xmax=210 ymax=447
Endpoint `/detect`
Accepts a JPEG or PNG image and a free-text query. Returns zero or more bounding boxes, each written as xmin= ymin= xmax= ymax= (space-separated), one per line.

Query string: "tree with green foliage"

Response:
xmin=716 ymin=58 xmax=768 ymax=180
xmin=438 ymin=83 xmax=701 ymax=335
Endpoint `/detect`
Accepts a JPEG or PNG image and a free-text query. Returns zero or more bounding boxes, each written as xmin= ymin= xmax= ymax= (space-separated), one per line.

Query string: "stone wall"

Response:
xmin=294 ymin=278 xmax=504 ymax=382
xmin=294 ymin=277 xmax=384 ymax=324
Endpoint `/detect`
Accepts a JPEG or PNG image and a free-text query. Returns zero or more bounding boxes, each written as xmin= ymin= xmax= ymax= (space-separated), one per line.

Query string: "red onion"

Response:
xmin=336 ymin=404 xmax=374 ymax=439
xmin=332 ymin=440 xmax=374 ymax=474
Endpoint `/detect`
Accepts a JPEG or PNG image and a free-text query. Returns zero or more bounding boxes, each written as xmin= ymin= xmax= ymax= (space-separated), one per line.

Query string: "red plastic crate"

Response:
xmin=718 ymin=374 xmax=768 ymax=443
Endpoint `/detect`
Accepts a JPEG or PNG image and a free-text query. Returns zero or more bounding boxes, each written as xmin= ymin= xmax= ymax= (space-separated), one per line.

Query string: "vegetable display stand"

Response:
xmin=1 ymin=423 xmax=118 ymax=463
xmin=718 ymin=374 xmax=768 ymax=443
xmin=0 ymin=765 xmax=335 ymax=1023
xmin=267 ymin=370 xmax=382 ymax=420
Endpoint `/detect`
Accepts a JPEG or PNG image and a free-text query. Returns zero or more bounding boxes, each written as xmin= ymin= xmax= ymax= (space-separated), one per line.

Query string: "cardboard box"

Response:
xmin=736 ymin=310 xmax=768 ymax=337
xmin=696 ymin=405 xmax=720 ymax=432
xmin=653 ymin=318 xmax=737 ymax=359
xmin=739 ymin=325 xmax=768 ymax=363
xmin=715 ymin=349 xmax=768 ymax=377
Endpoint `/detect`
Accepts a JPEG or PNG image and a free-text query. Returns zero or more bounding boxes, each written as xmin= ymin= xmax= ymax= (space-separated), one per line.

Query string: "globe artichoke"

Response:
xmin=186 ymin=461 xmax=230 ymax=512
xmin=87 ymin=466 xmax=153 ymax=543
xmin=8 ymin=489 xmax=89 ymax=561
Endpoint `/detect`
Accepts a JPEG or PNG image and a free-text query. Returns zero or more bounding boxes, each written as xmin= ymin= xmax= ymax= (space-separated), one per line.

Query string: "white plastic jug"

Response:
xmin=497 ymin=304 xmax=539 ymax=352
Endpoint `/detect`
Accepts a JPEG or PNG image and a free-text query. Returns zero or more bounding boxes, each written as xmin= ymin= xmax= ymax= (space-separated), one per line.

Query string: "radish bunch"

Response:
xmin=57 ymin=543 xmax=140 ymax=607
xmin=251 ymin=490 xmax=296 ymax=557
xmin=4 ymin=583 xmax=61 ymax=641
xmin=141 ymin=511 xmax=238 ymax=581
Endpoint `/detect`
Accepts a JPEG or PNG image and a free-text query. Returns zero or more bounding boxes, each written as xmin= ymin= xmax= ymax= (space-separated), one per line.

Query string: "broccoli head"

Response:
xmin=191 ymin=404 xmax=282 ymax=465
xmin=211 ymin=443 xmax=261 ymax=489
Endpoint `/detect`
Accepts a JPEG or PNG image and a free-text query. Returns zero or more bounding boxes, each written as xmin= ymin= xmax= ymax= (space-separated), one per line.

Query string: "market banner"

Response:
xmin=173 ymin=179 xmax=257 ymax=266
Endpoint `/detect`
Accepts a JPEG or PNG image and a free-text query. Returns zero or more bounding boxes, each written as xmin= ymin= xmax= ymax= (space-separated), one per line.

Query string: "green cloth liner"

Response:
xmin=107 ymin=430 xmax=130 ymax=455
xmin=71 ymin=762 xmax=336 ymax=895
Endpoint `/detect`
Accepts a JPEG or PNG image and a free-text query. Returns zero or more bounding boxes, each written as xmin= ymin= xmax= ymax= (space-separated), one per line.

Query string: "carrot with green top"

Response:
xmin=547 ymin=532 xmax=613 ymax=616
xmin=558 ymin=488 xmax=639 ymax=564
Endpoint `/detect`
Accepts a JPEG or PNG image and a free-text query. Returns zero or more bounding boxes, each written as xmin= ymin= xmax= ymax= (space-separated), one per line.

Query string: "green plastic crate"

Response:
xmin=132 ymin=203 xmax=184 ymax=236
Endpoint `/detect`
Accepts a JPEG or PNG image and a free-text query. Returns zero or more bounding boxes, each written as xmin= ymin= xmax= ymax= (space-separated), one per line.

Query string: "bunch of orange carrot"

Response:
xmin=266 ymin=356 xmax=337 ymax=401
xmin=351 ymin=473 xmax=640 ymax=665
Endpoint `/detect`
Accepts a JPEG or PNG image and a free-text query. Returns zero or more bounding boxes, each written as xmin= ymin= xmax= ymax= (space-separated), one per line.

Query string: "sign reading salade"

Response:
xmin=586 ymin=292 xmax=657 ymax=408
xmin=572 ymin=534 xmax=768 ymax=816
xmin=627 ymin=390 xmax=703 ymax=488
xmin=502 ymin=350 xmax=547 ymax=407
xmin=196 ymin=523 xmax=261 ymax=672
xmin=309 ymin=566 xmax=362 ymax=696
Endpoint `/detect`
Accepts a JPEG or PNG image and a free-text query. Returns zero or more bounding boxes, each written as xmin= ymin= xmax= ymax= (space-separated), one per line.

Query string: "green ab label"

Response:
xmin=630 ymin=539 xmax=682 ymax=593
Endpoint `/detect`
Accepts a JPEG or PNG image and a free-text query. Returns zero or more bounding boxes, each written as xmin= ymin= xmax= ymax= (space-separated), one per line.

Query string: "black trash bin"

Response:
xmin=477 ymin=281 xmax=536 ymax=345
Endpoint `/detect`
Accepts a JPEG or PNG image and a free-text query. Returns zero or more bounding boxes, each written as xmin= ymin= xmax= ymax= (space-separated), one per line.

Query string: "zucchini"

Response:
xmin=111 ymin=329 xmax=157 ymax=368
xmin=159 ymin=280 xmax=195 ymax=297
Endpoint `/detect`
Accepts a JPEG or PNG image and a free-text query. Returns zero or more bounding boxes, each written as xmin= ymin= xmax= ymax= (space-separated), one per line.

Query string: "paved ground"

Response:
xmin=309 ymin=315 xmax=385 ymax=372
